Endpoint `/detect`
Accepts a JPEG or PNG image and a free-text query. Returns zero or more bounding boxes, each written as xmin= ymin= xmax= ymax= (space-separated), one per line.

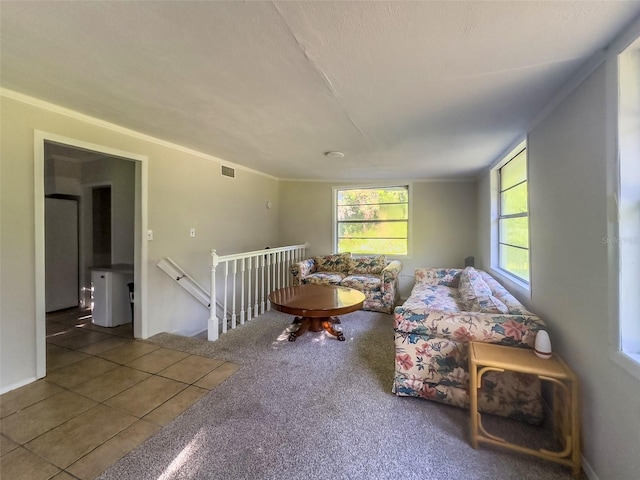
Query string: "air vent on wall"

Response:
xmin=221 ymin=165 xmax=235 ymax=178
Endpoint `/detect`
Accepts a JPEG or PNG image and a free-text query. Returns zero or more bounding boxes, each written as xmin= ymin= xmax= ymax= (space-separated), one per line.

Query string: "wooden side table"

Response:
xmin=468 ymin=341 xmax=580 ymax=478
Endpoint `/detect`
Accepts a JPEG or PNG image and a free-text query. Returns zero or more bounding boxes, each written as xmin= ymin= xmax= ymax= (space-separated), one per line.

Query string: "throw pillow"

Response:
xmin=314 ymin=252 xmax=351 ymax=273
xmin=458 ymin=267 xmax=508 ymax=314
xmin=349 ymin=255 xmax=387 ymax=274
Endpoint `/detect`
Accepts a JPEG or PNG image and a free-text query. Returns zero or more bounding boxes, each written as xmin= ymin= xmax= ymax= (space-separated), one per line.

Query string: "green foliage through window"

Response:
xmin=499 ymin=149 xmax=530 ymax=282
xmin=336 ymin=186 xmax=409 ymax=255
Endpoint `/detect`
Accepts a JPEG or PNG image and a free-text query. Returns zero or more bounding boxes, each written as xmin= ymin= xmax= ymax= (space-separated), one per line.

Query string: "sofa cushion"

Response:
xmin=341 ymin=275 xmax=381 ymax=293
xmin=458 ymin=267 xmax=508 ymax=314
xmin=348 ymin=255 xmax=387 ymax=275
xmin=302 ymin=272 xmax=346 ymax=285
xmin=314 ymin=252 xmax=351 ymax=273
xmin=479 ymin=271 xmax=534 ymax=315
xmin=401 ymin=283 xmax=463 ymax=312
xmin=415 ymin=268 xmax=461 ymax=287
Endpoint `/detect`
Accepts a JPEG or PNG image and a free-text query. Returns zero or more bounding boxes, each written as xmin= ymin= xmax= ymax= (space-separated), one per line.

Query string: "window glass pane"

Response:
xmin=338 ymin=238 xmax=407 ymax=255
xmin=337 ymin=204 xmax=408 ymax=221
xmin=500 ymin=182 xmax=528 ymax=216
xmin=500 ymin=150 xmax=527 ymax=190
xmin=499 ymin=217 xmax=529 ymax=248
xmin=499 ymin=244 xmax=529 ymax=282
xmin=337 ymin=187 xmax=408 ymax=206
xmin=336 ymin=185 xmax=409 ymax=255
xmin=338 ymin=221 xmax=407 ymax=239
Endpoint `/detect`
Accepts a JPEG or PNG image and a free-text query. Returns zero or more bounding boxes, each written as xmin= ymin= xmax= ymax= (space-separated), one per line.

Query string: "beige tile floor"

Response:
xmin=0 ymin=308 xmax=240 ymax=480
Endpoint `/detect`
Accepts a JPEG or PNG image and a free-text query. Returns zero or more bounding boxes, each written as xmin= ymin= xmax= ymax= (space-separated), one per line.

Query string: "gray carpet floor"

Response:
xmin=98 ymin=309 xmax=583 ymax=480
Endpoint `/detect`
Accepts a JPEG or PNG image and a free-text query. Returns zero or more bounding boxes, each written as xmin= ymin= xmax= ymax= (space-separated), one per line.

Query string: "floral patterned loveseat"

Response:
xmin=290 ymin=252 xmax=402 ymax=314
xmin=393 ymin=266 xmax=547 ymax=424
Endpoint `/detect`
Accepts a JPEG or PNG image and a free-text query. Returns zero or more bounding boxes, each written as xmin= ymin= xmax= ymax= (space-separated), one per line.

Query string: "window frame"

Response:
xmin=332 ymin=183 xmax=412 ymax=257
xmin=609 ymin=35 xmax=640 ymax=380
xmin=496 ymin=146 xmax=531 ymax=284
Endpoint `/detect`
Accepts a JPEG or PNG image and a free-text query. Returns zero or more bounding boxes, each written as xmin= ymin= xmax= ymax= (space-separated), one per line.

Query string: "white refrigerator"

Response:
xmin=45 ymin=197 xmax=79 ymax=312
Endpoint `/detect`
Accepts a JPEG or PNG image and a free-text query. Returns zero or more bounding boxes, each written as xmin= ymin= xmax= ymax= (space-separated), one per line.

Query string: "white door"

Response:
xmin=45 ymin=197 xmax=79 ymax=311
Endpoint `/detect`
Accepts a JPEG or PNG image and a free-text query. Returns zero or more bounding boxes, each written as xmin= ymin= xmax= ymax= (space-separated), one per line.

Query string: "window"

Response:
xmin=498 ymin=148 xmax=530 ymax=282
xmin=616 ymin=39 xmax=640 ymax=370
xmin=335 ymin=185 xmax=409 ymax=255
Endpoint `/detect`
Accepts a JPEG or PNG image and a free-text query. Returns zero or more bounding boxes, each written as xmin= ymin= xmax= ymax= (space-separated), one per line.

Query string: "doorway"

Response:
xmin=92 ymin=186 xmax=112 ymax=267
xmin=35 ymin=131 xmax=149 ymax=379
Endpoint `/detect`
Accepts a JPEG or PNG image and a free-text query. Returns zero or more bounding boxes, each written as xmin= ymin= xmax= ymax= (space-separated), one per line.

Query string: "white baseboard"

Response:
xmin=582 ymin=456 xmax=600 ymax=480
xmin=191 ymin=327 xmax=208 ymax=338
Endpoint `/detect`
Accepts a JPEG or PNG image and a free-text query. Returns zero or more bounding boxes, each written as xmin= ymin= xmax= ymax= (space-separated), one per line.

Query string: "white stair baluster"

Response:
xmin=240 ymin=258 xmax=246 ymax=325
xmin=209 ymin=250 xmax=219 ymax=341
xmin=260 ymin=254 xmax=266 ymax=314
xmin=274 ymin=252 xmax=279 ymax=290
xmin=266 ymin=253 xmax=271 ymax=311
xmin=231 ymin=259 xmax=237 ymax=330
xmin=222 ymin=261 xmax=229 ymax=333
xmin=253 ymin=256 xmax=260 ymax=316
xmin=284 ymin=251 xmax=288 ymax=287
xmin=247 ymin=256 xmax=252 ymax=321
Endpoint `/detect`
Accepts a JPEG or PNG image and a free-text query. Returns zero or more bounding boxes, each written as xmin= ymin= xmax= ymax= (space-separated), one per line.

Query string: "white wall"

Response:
xmin=279 ymin=180 xmax=478 ymax=298
xmin=0 ymin=93 xmax=280 ymax=391
xmin=477 ymin=62 xmax=640 ymax=480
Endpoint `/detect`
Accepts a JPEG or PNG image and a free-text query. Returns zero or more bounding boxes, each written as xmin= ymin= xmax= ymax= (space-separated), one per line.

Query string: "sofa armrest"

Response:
xmin=380 ymin=260 xmax=402 ymax=294
xmin=382 ymin=260 xmax=402 ymax=281
xmin=393 ymin=308 xmax=545 ymax=349
xmin=290 ymin=258 xmax=316 ymax=285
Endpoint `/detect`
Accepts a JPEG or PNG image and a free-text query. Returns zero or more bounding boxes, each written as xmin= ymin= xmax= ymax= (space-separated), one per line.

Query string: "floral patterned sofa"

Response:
xmin=290 ymin=252 xmax=402 ymax=314
xmin=393 ymin=266 xmax=547 ymax=424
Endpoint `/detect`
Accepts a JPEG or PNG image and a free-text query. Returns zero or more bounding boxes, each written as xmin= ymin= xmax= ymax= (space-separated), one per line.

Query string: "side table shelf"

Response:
xmin=468 ymin=341 xmax=580 ymax=478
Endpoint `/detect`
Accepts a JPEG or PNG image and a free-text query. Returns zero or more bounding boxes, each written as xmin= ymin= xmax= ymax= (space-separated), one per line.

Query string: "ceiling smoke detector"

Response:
xmin=325 ymin=151 xmax=345 ymax=159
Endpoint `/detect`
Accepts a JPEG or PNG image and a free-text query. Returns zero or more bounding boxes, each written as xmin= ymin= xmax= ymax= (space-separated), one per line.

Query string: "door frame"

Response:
xmin=34 ymin=130 xmax=149 ymax=378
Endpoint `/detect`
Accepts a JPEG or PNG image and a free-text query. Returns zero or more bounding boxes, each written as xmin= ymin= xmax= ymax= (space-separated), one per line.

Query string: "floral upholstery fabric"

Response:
xmin=290 ymin=259 xmax=316 ymax=279
xmin=401 ymin=284 xmax=463 ymax=312
xmin=290 ymin=253 xmax=402 ymax=313
xmin=392 ymin=340 xmax=543 ymax=424
xmin=301 ymin=272 xmax=346 ymax=285
xmin=313 ymin=252 xmax=351 ymax=273
xmin=340 ymin=275 xmax=381 ymax=292
xmin=479 ymin=270 xmax=534 ymax=315
xmin=349 ymin=255 xmax=387 ymax=275
xmin=393 ymin=267 xmax=546 ymax=424
xmin=414 ymin=267 xmax=460 ymax=287
xmin=458 ymin=267 xmax=508 ymax=314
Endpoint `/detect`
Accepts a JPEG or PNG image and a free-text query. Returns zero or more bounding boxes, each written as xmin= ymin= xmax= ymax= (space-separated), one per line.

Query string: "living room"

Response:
xmin=1 ymin=2 xmax=640 ymax=480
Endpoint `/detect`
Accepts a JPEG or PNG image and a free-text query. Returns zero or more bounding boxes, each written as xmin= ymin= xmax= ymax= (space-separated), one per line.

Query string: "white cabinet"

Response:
xmin=91 ymin=265 xmax=133 ymax=327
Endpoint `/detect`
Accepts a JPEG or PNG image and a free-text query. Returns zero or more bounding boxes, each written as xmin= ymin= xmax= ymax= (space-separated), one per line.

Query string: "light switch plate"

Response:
xmin=147 ymin=230 xmax=153 ymax=240
xmin=189 ymin=228 xmax=196 ymax=238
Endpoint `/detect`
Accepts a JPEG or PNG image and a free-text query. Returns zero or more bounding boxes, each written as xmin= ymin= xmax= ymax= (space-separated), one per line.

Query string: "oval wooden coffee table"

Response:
xmin=269 ymin=284 xmax=366 ymax=342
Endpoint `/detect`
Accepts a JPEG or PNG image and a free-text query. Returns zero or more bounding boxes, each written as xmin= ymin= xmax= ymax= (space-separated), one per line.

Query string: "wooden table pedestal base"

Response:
xmin=288 ymin=316 xmax=345 ymax=341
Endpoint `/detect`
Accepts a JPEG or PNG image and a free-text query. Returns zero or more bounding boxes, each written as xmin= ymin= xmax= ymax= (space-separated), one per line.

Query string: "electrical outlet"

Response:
xmin=189 ymin=228 xmax=196 ymax=238
xmin=147 ymin=230 xmax=153 ymax=240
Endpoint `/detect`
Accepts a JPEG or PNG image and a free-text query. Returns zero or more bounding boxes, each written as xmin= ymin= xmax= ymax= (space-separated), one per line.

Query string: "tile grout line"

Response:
xmin=3 ymin=308 xmax=241 ymax=480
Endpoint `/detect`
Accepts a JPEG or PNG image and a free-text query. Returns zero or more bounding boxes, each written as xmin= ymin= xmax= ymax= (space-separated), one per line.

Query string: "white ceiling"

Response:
xmin=2 ymin=1 xmax=640 ymax=180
